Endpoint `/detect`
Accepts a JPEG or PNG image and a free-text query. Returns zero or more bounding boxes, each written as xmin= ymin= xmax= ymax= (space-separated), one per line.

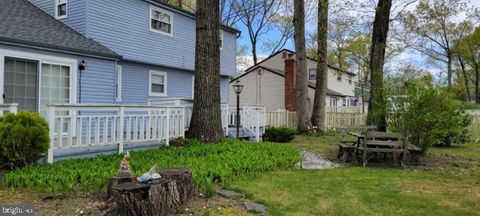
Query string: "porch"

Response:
xmin=0 ymin=102 xmax=266 ymax=163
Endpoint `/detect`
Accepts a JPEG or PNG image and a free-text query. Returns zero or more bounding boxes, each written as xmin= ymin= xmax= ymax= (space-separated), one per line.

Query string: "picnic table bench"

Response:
xmin=337 ymin=128 xmax=423 ymax=166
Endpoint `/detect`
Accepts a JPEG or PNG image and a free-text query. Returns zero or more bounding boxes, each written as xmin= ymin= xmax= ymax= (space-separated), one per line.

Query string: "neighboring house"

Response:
xmin=229 ymin=49 xmax=364 ymax=115
xmin=0 ymin=0 xmax=238 ymax=116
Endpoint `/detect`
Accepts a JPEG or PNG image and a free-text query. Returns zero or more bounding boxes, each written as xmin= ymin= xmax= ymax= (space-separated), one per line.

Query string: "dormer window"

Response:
xmin=55 ymin=0 xmax=67 ymax=19
xmin=219 ymin=30 xmax=224 ymax=49
xmin=150 ymin=6 xmax=173 ymax=36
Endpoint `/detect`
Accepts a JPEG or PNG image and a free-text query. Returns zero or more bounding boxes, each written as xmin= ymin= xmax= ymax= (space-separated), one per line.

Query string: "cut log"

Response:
xmin=106 ymin=176 xmax=137 ymax=199
xmin=112 ymin=180 xmax=182 ymax=216
xmin=159 ymin=168 xmax=193 ymax=204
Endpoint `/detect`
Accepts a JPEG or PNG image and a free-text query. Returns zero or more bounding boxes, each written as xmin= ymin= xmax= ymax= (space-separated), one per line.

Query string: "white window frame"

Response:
xmin=55 ymin=0 xmax=68 ymax=19
xmin=308 ymin=69 xmax=316 ymax=80
xmin=149 ymin=5 xmax=173 ymax=36
xmin=0 ymin=48 xmax=77 ymax=108
xmin=219 ymin=30 xmax=224 ymax=50
xmin=329 ymin=97 xmax=337 ymax=107
xmin=149 ymin=70 xmax=167 ymax=97
xmin=116 ymin=65 xmax=122 ymax=102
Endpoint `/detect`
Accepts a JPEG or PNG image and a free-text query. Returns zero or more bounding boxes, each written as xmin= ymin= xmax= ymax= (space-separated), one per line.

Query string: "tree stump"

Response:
xmin=159 ymin=168 xmax=193 ymax=204
xmin=106 ymin=176 xmax=137 ymax=199
xmin=112 ymin=180 xmax=182 ymax=216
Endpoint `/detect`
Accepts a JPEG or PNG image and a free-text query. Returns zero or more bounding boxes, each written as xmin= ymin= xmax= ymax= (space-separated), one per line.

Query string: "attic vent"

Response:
xmin=282 ymin=52 xmax=287 ymax=59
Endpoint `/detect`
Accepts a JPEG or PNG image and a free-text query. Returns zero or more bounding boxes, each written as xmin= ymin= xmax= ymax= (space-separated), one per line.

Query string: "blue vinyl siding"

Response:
xmin=120 ymin=61 xmax=230 ymax=104
xmin=86 ymin=0 xmax=237 ymax=76
xmin=78 ymin=58 xmax=116 ymax=103
xmin=27 ymin=0 xmax=87 ymax=34
xmin=0 ymin=44 xmax=117 ymax=104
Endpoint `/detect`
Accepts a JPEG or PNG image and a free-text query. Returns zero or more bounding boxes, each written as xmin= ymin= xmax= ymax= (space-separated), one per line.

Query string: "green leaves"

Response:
xmin=3 ymin=139 xmax=301 ymax=196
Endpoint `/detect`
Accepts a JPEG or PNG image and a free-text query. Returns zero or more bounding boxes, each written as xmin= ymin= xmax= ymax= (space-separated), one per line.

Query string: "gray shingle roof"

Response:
xmin=0 ymin=0 xmax=121 ymax=59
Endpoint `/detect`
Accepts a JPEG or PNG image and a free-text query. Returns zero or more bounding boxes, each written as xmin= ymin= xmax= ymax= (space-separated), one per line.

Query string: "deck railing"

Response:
xmin=46 ymin=104 xmax=185 ymax=163
xmin=0 ymin=103 xmax=18 ymax=115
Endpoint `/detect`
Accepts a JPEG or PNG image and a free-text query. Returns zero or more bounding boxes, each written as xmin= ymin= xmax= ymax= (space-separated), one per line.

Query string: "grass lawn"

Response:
xmin=227 ymin=135 xmax=480 ymax=216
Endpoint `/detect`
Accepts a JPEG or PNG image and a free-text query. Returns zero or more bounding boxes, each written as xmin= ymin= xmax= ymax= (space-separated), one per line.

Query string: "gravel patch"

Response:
xmin=296 ymin=150 xmax=339 ymax=169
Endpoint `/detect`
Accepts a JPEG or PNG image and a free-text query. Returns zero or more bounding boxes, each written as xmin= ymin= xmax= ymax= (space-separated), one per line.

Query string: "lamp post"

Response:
xmin=232 ymin=80 xmax=244 ymax=139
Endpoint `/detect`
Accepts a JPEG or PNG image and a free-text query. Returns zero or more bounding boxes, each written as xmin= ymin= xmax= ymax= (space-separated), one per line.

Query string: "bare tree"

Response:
xmin=293 ymin=0 xmax=311 ymax=132
xmin=189 ymin=0 xmax=224 ymax=142
xmin=311 ymin=0 xmax=328 ymax=131
xmin=367 ymin=0 xmax=392 ymax=132
xmin=400 ymin=0 xmax=473 ymax=89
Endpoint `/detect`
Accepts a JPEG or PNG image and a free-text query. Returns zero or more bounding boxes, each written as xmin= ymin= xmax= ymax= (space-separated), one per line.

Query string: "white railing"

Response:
xmin=0 ymin=103 xmax=18 ymax=115
xmin=46 ymin=104 xmax=185 ymax=163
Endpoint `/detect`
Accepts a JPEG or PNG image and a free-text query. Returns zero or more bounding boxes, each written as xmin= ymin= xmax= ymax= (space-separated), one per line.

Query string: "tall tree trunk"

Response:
xmin=252 ymin=41 xmax=258 ymax=65
xmin=447 ymin=52 xmax=453 ymax=89
xmin=366 ymin=0 xmax=392 ymax=132
xmin=311 ymin=0 xmax=329 ymax=132
xmin=189 ymin=0 xmax=224 ymax=142
xmin=457 ymin=56 xmax=471 ymax=101
xmin=475 ymin=62 xmax=480 ymax=103
xmin=293 ymin=0 xmax=311 ymax=133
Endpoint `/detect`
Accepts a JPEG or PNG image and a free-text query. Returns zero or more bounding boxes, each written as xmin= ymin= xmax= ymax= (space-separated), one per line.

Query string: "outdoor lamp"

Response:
xmin=79 ymin=60 xmax=86 ymax=72
xmin=233 ymin=80 xmax=244 ymax=95
xmin=232 ymin=80 xmax=244 ymax=139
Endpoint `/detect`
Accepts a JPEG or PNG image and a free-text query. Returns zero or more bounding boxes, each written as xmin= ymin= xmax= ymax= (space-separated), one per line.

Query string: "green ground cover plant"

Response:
xmin=2 ymin=139 xmax=300 ymax=196
xmin=263 ymin=126 xmax=296 ymax=142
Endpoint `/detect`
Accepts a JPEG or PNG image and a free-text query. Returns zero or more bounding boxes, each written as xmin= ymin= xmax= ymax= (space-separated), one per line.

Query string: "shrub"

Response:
xmin=263 ymin=126 xmax=296 ymax=142
xmin=389 ymin=86 xmax=472 ymax=154
xmin=3 ymin=139 xmax=300 ymax=195
xmin=0 ymin=111 xmax=50 ymax=167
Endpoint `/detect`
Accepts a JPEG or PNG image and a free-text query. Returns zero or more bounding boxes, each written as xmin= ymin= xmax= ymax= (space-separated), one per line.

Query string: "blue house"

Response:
xmin=0 ymin=0 xmax=265 ymax=163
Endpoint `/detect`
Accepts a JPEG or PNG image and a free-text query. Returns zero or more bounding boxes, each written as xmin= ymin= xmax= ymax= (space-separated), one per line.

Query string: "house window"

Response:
xmin=40 ymin=63 xmax=70 ymax=117
xmin=348 ymin=75 xmax=352 ymax=85
xmin=329 ymin=98 xmax=337 ymax=107
xmin=149 ymin=70 xmax=167 ymax=96
xmin=219 ymin=30 xmax=224 ymax=49
xmin=150 ymin=6 xmax=173 ymax=36
xmin=337 ymin=75 xmax=342 ymax=82
xmin=55 ymin=0 xmax=67 ymax=19
xmin=308 ymin=69 xmax=316 ymax=80
xmin=116 ymin=65 xmax=122 ymax=102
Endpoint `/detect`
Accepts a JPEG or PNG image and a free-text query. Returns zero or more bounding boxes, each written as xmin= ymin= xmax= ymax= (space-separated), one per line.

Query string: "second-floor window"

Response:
xmin=309 ymin=69 xmax=316 ymax=80
xmin=337 ymin=75 xmax=342 ymax=82
xmin=150 ymin=6 xmax=173 ymax=36
xmin=149 ymin=70 xmax=167 ymax=96
xmin=348 ymin=75 xmax=353 ymax=84
xmin=55 ymin=0 xmax=67 ymax=19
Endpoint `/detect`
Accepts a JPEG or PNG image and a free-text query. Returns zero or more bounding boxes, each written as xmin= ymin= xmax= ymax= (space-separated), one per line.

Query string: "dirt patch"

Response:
xmin=0 ymin=188 xmax=254 ymax=216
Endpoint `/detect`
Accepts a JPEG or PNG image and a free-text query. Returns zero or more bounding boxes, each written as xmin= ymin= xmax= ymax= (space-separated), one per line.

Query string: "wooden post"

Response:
xmin=166 ymin=108 xmax=170 ymax=146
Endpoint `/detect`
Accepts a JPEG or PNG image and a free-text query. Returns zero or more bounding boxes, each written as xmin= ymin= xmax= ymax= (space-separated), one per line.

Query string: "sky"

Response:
xmin=235 ymin=0 xmax=480 ymax=76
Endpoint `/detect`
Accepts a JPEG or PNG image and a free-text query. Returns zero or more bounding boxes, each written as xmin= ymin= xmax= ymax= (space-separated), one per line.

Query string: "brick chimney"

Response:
xmin=284 ymin=58 xmax=296 ymax=111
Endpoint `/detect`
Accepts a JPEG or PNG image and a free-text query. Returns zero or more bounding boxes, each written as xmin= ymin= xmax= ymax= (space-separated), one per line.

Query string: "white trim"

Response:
xmin=149 ymin=70 xmax=167 ymax=97
xmin=219 ymin=30 xmax=224 ymax=50
xmin=116 ymin=65 xmax=122 ymax=102
xmin=55 ymin=0 xmax=68 ymax=20
xmin=149 ymin=5 xmax=174 ymax=37
xmin=0 ymin=48 xmax=78 ymax=113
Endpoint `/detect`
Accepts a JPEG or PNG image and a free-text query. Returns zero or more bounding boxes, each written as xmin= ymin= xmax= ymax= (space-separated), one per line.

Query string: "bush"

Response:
xmin=389 ymin=86 xmax=472 ymax=154
xmin=3 ymin=139 xmax=300 ymax=195
xmin=0 ymin=111 xmax=50 ymax=167
xmin=263 ymin=126 xmax=296 ymax=142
